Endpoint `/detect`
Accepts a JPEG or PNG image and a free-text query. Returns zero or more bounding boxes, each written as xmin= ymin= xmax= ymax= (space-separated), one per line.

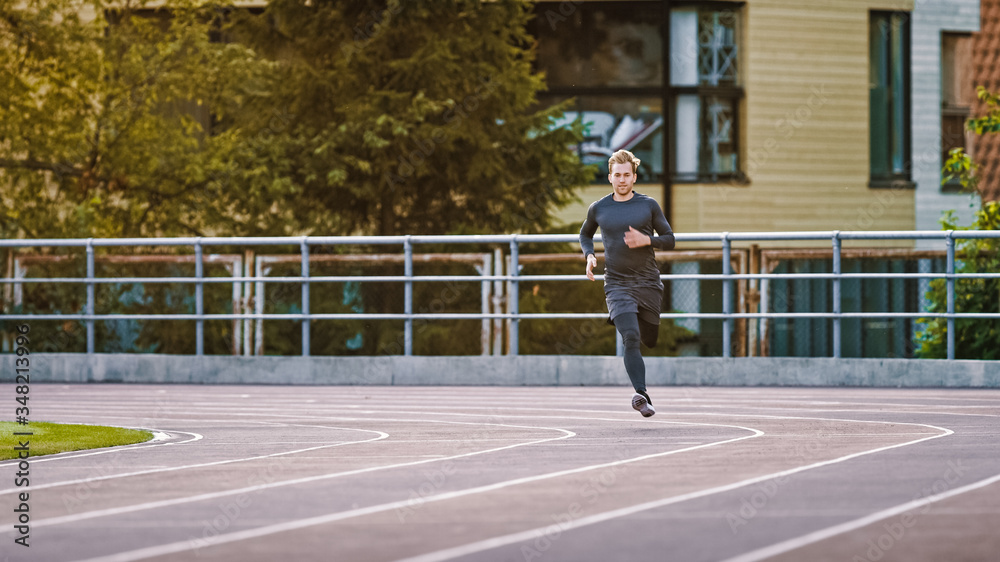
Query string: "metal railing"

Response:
xmin=2 ymin=231 xmax=999 ymax=360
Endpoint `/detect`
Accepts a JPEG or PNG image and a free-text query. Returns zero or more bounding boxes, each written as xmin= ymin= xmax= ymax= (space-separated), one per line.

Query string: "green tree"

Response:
xmin=2 ymin=0 xmax=592 ymax=238
xmin=223 ymin=0 xmax=594 ymax=356
xmin=1 ymin=0 xmax=596 ymax=356
xmin=0 ymin=0 xmax=272 ymax=239
xmin=227 ymin=0 xmax=592 ymax=237
xmin=921 ymin=86 xmax=1000 ymax=359
xmin=915 ymin=202 xmax=1000 ymax=359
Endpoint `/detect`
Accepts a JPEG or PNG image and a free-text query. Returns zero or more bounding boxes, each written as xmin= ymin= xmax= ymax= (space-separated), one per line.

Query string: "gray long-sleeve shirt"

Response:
xmin=579 ymin=192 xmax=675 ymax=289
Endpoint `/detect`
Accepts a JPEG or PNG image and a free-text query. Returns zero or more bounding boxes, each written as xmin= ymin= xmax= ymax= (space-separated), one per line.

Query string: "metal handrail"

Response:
xmin=3 ymin=231 xmax=999 ymax=360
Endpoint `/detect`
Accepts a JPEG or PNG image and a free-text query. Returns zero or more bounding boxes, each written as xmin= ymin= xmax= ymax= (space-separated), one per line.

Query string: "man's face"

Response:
xmin=609 ymin=162 xmax=636 ymax=197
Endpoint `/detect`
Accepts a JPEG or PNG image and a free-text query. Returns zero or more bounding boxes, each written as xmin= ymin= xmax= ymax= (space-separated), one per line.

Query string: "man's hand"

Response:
xmin=586 ymin=254 xmax=598 ymax=281
xmin=624 ymin=226 xmax=651 ymax=248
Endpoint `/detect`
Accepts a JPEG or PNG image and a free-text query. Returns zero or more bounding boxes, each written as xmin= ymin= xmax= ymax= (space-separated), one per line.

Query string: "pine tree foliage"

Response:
xmin=0 ymin=0 xmax=270 ymax=238
xmin=228 ymin=0 xmax=592 ymax=236
xmin=1 ymin=0 xmax=591 ymax=239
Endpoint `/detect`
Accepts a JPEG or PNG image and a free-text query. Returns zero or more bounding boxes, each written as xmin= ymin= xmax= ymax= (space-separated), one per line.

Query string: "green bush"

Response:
xmin=517 ymin=259 xmax=694 ymax=356
xmin=915 ymin=202 xmax=1000 ymax=359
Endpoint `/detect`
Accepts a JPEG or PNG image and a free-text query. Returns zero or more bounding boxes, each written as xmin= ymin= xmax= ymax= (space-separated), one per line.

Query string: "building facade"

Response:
xmin=539 ymin=0 xmax=984 ymax=247
xmin=913 ymin=0 xmax=980 ymax=246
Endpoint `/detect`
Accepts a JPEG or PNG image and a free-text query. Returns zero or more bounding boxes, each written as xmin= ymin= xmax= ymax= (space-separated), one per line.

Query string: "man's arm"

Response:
xmin=623 ymin=199 xmax=675 ymax=249
xmin=648 ymin=199 xmax=675 ymax=250
xmin=580 ymin=203 xmax=599 ymax=281
xmin=579 ymin=202 xmax=598 ymax=258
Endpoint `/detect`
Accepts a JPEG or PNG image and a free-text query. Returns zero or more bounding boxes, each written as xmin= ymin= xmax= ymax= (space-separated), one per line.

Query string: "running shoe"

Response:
xmin=632 ymin=392 xmax=655 ymax=417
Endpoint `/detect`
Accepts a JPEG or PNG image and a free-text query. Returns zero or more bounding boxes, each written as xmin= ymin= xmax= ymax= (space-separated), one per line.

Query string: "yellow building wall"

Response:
xmin=674 ymin=0 xmax=916 ymax=246
xmin=556 ymin=0 xmax=918 ymax=248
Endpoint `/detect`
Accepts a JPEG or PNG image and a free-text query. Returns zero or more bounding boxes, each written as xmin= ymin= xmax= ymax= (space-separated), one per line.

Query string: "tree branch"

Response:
xmin=0 ymin=158 xmax=82 ymax=176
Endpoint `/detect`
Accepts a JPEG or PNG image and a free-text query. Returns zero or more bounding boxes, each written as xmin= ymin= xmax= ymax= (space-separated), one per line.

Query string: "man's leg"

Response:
xmin=639 ymin=318 xmax=659 ymax=349
xmin=637 ymin=319 xmax=659 ymax=405
xmin=613 ymin=312 xmax=646 ymax=394
xmin=614 ymin=312 xmax=655 ymax=417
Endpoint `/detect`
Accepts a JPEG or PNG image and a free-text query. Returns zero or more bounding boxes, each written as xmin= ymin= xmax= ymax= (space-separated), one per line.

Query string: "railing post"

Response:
xmin=255 ymin=259 xmax=266 ymax=356
xmin=946 ymin=231 xmax=955 ymax=361
xmin=242 ymin=250 xmax=254 ymax=356
xmin=480 ymin=254 xmax=491 ymax=356
xmin=195 ymin=239 xmax=204 ymax=357
xmin=722 ymin=233 xmax=731 ymax=358
xmin=509 ymin=236 xmax=519 ymax=356
xmin=493 ymin=248 xmax=504 ymax=355
xmin=404 ymin=236 xmax=413 ymax=356
xmin=86 ymin=239 xmax=95 ymax=355
xmin=832 ymin=231 xmax=841 ymax=358
xmin=300 ymin=237 xmax=310 ymax=357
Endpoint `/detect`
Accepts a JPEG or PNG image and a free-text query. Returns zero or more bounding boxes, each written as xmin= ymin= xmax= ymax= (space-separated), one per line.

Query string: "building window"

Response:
xmin=541 ymin=95 xmax=663 ymax=183
xmin=532 ymin=2 xmax=664 ymax=184
xmin=670 ymin=5 xmax=742 ymax=182
xmin=534 ymin=2 xmax=662 ymax=89
xmin=531 ymin=1 xmax=743 ymax=186
xmin=941 ymin=32 xmax=974 ymax=191
xmin=869 ymin=12 xmax=912 ymax=186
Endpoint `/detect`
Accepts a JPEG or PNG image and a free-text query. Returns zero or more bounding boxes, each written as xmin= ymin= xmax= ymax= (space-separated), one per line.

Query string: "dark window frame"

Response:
xmin=530 ymin=1 xmax=748 ymax=220
xmin=940 ymin=31 xmax=974 ymax=193
xmin=666 ymin=1 xmax=746 ymax=184
xmin=869 ymin=11 xmax=914 ymax=189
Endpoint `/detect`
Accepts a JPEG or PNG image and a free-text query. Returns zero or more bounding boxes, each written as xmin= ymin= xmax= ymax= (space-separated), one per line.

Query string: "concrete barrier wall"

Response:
xmin=4 ymin=354 xmax=1000 ymax=387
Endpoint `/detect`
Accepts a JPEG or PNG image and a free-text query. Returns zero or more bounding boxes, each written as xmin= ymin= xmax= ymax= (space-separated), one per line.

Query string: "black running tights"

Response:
xmin=613 ymin=312 xmax=659 ymax=394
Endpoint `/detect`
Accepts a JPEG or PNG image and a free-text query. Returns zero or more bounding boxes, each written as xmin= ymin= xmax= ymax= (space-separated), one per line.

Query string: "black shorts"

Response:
xmin=605 ymin=285 xmax=662 ymax=326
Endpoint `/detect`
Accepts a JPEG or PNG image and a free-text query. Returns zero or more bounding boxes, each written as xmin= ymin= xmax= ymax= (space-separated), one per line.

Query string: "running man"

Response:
xmin=580 ymin=149 xmax=675 ymax=417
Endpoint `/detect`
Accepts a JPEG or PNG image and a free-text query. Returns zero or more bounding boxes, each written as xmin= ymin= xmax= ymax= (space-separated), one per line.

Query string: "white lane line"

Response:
xmin=0 ymin=424 xmax=386 ymax=496
xmin=39 ymin=393 xmax=1000 ymax=412
xmin=18 ymin=407 xmax=932 ymax=502
xmin=393 ymin=419 xmax=953 ymax=562
xmin=720 ymin=471 xmax=1000 ymax=562
xmin=73 ymin=418 xmax=762 ymax=562
xmin=91 ymin=403 xmax=965 ymax=427
xmin=0 ymin=430 xmax=203 ymax=470
xmin=31 ymin=419 xmax=577 ymax=530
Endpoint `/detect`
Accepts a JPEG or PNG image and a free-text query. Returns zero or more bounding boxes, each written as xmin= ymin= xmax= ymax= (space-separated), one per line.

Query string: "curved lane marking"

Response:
xmin=31 ymin=418 xmax=577 ymax=530
xmin=390 ymin=417 xmax=954 ymax=562
xmin=0 ymin=424 xmax=384 ymax=495
xmin=720 ymin=471 xmax=1000 ymax=562
xmin=72 ymin=417 xmax=762 ymax=562
xmin=0 ymin=430 xmax=203 ymax=472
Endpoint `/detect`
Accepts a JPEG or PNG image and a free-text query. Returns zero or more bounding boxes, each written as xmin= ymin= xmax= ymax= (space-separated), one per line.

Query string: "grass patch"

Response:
xmin=0 ymin=421 xmax=153 ymax=460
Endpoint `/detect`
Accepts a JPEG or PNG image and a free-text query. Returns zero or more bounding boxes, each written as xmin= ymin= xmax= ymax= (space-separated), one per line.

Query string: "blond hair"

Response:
xmin=608 ymin=149 xmax=641 ymax=175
